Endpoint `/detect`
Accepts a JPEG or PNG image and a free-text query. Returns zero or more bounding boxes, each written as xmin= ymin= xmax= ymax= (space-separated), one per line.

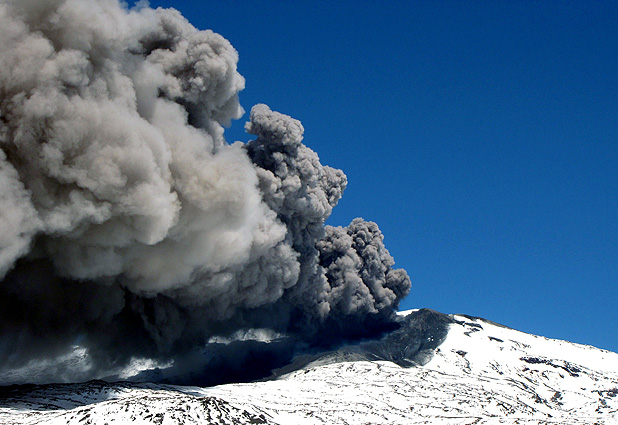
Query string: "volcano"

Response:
xmin=2 ymin=309 xmax=617 ymax=424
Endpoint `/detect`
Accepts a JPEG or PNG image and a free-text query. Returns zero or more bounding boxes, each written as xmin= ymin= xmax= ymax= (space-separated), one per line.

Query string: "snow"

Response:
xmin=201 ymin=311 xmax=618 ymax=424
xmin=2 ymin=310 xmax=617 ymax=424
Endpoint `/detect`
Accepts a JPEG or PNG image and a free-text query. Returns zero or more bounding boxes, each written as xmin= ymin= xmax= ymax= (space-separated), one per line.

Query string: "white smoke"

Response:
xmin=0 ymin=0 xmax=410 ymax=383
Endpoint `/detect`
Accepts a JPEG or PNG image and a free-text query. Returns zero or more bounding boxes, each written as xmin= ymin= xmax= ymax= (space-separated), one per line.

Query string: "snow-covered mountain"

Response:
xmin=2 ymin=309 xmax=617 ymax=424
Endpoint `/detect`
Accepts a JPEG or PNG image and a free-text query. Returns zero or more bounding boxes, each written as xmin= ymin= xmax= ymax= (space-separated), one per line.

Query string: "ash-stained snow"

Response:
xmin=0 ymin=381 xmax=275 ymax=425
xmin=2 ymin=309 xmax=618 ymax=424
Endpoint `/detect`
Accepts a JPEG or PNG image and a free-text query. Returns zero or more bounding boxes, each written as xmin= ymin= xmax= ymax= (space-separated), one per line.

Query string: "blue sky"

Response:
xmin=135 ymin=1 xmax=618 ymax=353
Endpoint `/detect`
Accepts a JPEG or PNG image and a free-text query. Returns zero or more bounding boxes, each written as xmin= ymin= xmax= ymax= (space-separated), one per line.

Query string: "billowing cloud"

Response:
xmin=0 ymin=0 xmax=410 ymax=384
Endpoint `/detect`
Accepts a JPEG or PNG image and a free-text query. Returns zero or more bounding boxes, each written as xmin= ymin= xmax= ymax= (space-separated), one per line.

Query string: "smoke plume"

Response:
xmin=0 ymin=0 xmax=410 ymax=384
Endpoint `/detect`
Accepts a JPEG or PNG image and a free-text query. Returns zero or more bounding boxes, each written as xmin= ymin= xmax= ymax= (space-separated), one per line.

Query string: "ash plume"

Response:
xmin=0 ymin=0 xmax=410 ymax=384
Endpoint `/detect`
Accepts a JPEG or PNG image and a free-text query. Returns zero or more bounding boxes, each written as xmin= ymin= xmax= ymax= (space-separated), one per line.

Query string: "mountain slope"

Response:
xmin=202 ymin=310 xmax=618 ymax=424
xmin=0 ymin=381 xmax=276 ymax=425
xmin=1 ymin=309 xmax=617 ymax=424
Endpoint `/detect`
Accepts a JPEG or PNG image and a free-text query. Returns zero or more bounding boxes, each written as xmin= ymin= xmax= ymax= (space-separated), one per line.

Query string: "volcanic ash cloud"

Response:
xmin=0 ymin=0 xmax=410 ymax=383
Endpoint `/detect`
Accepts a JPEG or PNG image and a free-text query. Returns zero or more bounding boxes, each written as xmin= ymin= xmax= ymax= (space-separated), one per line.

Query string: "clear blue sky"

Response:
xmin=135 ymin=1 xmax=618 ymax=353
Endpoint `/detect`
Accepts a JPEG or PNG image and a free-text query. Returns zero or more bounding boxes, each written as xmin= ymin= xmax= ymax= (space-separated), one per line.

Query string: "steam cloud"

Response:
xmin=0 ymin=0 xmax=410 ymax=384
